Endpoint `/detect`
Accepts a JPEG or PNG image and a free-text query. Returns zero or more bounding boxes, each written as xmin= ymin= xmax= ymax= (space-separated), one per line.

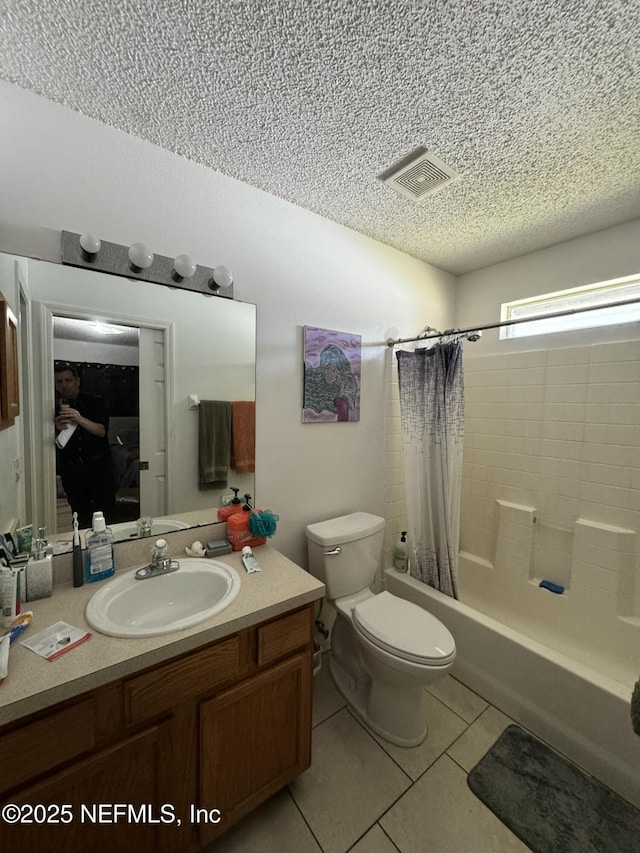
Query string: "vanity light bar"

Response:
xmin=61 ymin=231 xmax=234 ymax=299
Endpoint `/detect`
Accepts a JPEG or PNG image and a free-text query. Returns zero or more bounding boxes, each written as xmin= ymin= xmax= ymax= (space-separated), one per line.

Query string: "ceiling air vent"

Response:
xmin=380 ymin=149 xmax=460 ymax=202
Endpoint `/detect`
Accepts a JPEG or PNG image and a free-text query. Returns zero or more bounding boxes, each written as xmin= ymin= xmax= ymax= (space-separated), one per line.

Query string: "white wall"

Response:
xmin=454 ymin=219 xmax=640 ymax=355
xmin=54 ymin=339 xmax=139 ymax=366
xmin=0 ymin=80 xmax=457 ymax=566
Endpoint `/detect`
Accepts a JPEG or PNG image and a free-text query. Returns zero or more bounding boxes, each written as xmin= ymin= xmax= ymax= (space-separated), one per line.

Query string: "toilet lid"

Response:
xmin=352 ymin=591 xmax=456 ymax=666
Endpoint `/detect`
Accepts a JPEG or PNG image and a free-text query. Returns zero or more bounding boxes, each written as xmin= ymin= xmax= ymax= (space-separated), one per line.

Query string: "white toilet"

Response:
xmin=306 ymin=511 xmax=456 ymax=747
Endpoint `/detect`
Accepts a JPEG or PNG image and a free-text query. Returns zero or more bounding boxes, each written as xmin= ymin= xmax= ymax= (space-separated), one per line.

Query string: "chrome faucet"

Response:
xmin=135 ymin=538 xmax=180 ymax=580
xmin=137 ymin=516 xmax=153 ymax=537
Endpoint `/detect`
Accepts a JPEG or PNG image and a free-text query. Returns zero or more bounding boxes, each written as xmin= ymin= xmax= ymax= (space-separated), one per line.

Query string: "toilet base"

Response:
xmin=329 ymin=656 xmax=428 ymax=748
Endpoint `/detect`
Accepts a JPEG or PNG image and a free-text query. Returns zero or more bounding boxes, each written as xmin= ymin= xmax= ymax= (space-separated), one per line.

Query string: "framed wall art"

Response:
xmin=303 ymin=326 xmax=361 ymax=423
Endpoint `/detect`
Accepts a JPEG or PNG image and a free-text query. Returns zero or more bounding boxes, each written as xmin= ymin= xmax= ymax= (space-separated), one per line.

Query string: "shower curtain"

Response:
xmin=396 ymin=341 xmax=464 ymax=599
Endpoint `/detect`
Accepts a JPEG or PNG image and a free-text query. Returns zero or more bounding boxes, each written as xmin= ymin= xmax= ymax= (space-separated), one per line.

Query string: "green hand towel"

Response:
xmin=198 ymin=400 xmax=231 ymax=489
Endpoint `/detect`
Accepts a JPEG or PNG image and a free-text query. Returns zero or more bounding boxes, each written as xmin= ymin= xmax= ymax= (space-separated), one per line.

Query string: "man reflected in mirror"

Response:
xmin=54 ymin=363 xmax=116 ymax=529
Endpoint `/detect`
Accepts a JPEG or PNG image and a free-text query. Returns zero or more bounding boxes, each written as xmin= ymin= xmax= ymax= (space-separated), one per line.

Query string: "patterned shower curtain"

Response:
xmin=396 ymin=341 xmax=464 ymax=599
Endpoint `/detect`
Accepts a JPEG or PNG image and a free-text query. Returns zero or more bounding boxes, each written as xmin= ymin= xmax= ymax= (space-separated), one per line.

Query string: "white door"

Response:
xmin=138 ymin=327 xmax=167 ymax=517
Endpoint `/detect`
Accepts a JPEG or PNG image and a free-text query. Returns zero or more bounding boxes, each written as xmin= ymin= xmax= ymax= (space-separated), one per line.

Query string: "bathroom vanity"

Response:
xmin=0 ymin=546 xmax=324 ymax=852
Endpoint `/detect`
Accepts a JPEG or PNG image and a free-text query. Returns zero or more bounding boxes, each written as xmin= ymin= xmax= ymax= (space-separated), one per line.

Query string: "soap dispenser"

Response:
xmin=226 ymin=495 xmax=267 ymax=551
xmin=26 ymin=527 xmax=53 ymax=600
xmin=217 ymin=487 xmax=244 ymax=522
xmin=394 ymin=531 xmax=409 ymax=572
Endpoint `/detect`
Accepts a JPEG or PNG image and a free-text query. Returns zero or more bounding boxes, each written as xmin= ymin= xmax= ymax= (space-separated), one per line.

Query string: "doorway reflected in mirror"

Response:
xmin=53 ymin=316 xmax=141 ymax=532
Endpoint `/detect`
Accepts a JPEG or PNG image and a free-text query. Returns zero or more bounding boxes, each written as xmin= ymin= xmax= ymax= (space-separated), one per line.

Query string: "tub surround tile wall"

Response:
xmin=460 ymin=338 xmax=640 ymax=685
xmin=573 ymin=519 xmax=637 ymax=601
xmin=532 ymin=518 xmax=573 ymax=590
xmin=382 ymin=330 xmax=640 ymax=677
xmin=494 ymin=500 xmax=536 ymax=582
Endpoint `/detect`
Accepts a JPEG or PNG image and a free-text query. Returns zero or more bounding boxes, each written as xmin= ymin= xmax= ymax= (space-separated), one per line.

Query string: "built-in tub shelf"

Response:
xmin=461 ymin=499 xmax=639 ymax=625
xmin=491 ymin=501 xmax=640 ymax=620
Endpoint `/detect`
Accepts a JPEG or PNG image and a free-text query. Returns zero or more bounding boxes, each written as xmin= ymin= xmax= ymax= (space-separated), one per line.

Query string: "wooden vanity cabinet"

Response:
xmin=3 ymin=719 xmax=174 ymax=852
xmin=0 ymin=604 xmax=314 ymax=853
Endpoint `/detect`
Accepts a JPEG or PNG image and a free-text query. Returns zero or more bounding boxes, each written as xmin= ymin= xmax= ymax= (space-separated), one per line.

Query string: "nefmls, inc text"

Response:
xmin=80 ymin=804 xmax=178 ymax=824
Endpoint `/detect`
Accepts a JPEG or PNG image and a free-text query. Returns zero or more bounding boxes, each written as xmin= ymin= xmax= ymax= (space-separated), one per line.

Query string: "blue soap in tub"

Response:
xmin=539 ymin=579 xmax=564 ymax=594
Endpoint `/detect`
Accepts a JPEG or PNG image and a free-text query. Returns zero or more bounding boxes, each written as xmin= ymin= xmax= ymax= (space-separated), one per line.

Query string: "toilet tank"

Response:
xmin=306 ymin=512 xmax=385 ymax=600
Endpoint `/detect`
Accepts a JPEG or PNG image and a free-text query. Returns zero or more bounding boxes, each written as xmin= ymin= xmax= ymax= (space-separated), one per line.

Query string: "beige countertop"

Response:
xmin=0 ymin=544 xmax=324 ymax=726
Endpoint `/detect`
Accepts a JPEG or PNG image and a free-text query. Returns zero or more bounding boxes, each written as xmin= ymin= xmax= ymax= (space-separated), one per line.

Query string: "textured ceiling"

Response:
xmin=1 ymin=0 xmax=639 ymax=274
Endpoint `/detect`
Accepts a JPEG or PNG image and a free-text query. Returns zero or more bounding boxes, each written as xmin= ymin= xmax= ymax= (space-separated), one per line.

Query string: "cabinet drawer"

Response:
xmin=257 ymin=606 xmax=312 ymax=668
xmin=0 ymin=699 xmax=95 ymax=794
xmin=124 ymin=635 xmax=241 ymax=725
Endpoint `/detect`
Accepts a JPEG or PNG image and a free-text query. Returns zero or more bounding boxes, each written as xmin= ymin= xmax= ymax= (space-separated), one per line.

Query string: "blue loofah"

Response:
xmin=248 ymin=510 xmax=279 ymax=538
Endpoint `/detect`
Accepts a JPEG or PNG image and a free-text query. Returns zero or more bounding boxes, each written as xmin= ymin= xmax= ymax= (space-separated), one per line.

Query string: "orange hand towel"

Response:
xmin=230 ymin=401 xmax=255 ymax=474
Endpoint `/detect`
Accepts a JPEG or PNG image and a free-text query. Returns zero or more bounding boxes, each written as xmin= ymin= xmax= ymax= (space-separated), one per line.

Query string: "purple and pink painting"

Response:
xmin=303 ymin=326 xmax=361 ymax=423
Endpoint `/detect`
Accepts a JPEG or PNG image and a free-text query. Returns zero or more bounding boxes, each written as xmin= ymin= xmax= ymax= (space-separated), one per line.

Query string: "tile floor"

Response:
xmin=209 ymin=656 xmax=532 ymax=852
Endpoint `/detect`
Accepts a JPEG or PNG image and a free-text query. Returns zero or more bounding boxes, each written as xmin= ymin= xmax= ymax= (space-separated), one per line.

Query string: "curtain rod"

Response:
xmin=386 ymin=296 xmax=640 ymax=347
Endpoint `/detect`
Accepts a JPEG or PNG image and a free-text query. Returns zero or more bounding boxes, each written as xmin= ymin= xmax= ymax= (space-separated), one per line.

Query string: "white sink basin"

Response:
xmin=85 ymin=558 xmax=241 ymax=638
xmin=110 ymin=518 xmax=190 ymax=542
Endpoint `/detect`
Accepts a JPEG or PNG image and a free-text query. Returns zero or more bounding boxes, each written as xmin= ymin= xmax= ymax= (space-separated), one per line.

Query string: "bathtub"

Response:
xmin=385 ymin=566 xmax=640 ymax=808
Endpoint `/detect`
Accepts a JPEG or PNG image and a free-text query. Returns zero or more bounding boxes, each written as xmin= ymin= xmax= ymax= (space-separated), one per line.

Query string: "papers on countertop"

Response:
xmin=21 ymin=621 xmax=91 ymax=661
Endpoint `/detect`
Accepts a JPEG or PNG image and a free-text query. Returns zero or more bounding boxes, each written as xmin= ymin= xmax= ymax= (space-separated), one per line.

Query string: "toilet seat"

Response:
xmin=352 ymin=591 xmax=456 ymax=666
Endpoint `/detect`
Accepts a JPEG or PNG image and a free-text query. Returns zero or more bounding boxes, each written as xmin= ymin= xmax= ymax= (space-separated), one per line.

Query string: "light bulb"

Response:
xmin=79 ymin=233 xmax=101 ymax=257
xmin=211 ymin=265 xmax=233 ymax=289
xmin=173 ymin=253 xmax=196 ymax=279
xmin=128 ymin=242 xmax=154 ymax=271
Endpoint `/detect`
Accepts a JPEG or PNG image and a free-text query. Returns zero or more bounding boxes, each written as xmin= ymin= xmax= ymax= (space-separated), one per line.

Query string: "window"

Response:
xmin=500 ymin=274 xmax=640 ymax=339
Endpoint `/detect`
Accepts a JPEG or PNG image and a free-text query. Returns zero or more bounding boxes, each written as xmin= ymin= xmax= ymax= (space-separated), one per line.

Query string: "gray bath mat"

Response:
xmin=467 ymin=724 xmax=640 ymax=853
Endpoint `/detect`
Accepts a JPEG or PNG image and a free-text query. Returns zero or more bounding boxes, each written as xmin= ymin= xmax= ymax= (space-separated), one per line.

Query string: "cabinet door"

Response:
xmin=2 ymin=722 xmax=178 ymax=853
xmin=199 ymin=651 xmax=312 ymax=845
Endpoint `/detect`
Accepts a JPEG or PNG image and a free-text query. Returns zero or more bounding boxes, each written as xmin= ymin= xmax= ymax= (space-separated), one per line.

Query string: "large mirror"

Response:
xmin=1 ymin=251 xmax=256 ymax=544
